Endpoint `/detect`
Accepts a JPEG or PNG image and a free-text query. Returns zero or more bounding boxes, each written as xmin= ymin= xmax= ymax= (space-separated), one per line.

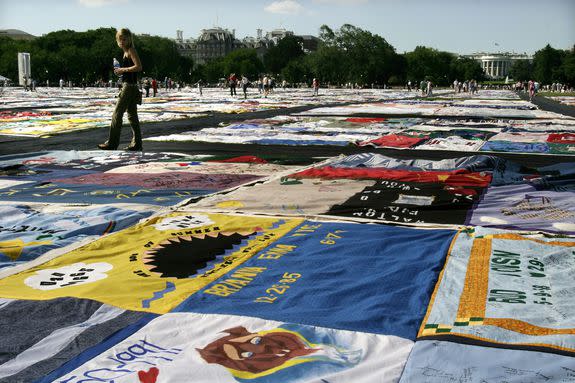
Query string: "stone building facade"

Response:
xmin=175 ymin=28 xmax=244 ymax=65
xmin=174 ymin=28 xmax=317 ymax=65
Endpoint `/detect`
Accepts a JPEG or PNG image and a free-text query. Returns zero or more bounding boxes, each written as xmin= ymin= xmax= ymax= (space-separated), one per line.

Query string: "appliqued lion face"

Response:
xmin=197 ymin=326 xmax=318 ymax=374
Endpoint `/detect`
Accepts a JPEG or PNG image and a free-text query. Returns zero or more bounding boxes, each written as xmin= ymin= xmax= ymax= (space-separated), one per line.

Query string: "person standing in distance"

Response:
xmin=312 ymin=78 xmax=319 ymax=96
xmin=99 ymin=28 xmax=143 ymax=151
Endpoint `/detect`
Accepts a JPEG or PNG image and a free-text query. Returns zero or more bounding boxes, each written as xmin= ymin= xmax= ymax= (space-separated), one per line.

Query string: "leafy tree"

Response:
xmin=0 ymin=37 xmax=24 ymax=82
xmin=32 ymin=28 xmax=117 ymax=83
xmin=310 ymin=24 xmax=400 ymax=86
xmin=533 ymin=44 xmax=565 ymax=84
xmin=509 ymin=59 xmax=532 ymax=82
xmin=137 ymin=34 xmax=193 ymax=82
xmin=221 ymin=49 xmax=264 ymax=80
xmin=451 ymin=57 xmax=484 ymax=83
xmin=560 ymin=48 xmax=575 ymax=85
xmin=263 ymin=35 xmax=305 ymax=75
xmin=389 ymin=54 xmax=407 ymax=85
xmin=306 ymin=44 xmax=346 ymax=85
xmin=203 ymin=58 xmax=225 ymax=84
xmin=0 ymin=28 xmax=193 ymax=85
xmin=189 ymin=63 xmax=206 ymax=83
xmin=318 ymin=25 xmax=336 ymax=45
xmin=405 ymin=46 xmax=453 ymax=85
xmin=280 ymin=56 xmax=310 ymax=85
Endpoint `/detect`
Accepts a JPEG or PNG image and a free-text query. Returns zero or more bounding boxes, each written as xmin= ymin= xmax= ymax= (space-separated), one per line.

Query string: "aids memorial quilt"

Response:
xmin=191 ymin=153 xmax=575 ymax=234
xmin=175 ymin=219 xmax=455 ymax=338
xmin=297 ymin=99 xmax=564 ymax=119
xmin=0 ymin=297 xmax=154 ymax=383
xmin=284 ymin=99 xmax=575 ymax=154
xmin=1 ymin=91 xmax=575 ymax=383
xmin=0 ymin=151 xmax=200 ymax=172
xmin=399 ymin=340 xmax=575 ymax=382
xmin=419 ymin=227 xmax=575 ymax=356
xmin=0 ymin=213 xmax=303 ymax=313
xmin=42 ymin=313 xmax=413 ymax=383
xmin=468 ymin=183 xmax=575 ymax=234
xmin=0 ymin=202 xmax=154 ymax=271
xmin=0 ymin=87 xmax=416 ymax=137
xmin=192 ymin=154 xmax=493 ymax=227
xmin=145 ymin=116 xmax=425 ymax=147
xmin=0 ymin=151 xmax=285 ymax=206
xmin=0 ymin=209 xmax=458 ymax=383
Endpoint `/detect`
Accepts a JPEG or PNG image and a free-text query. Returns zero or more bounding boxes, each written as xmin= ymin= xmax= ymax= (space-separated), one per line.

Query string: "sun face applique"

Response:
xmin=142 ymin=231 xmax=259 ymax=279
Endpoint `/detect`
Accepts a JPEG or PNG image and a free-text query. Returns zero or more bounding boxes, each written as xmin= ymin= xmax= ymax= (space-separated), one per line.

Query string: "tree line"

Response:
xmin=0 ymin=28 xmax=193 ymax=85
xmin=0 ymin=25 xmax=573 ymax=87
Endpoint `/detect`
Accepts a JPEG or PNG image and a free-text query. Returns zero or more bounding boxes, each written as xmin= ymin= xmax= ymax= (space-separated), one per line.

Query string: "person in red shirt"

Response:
xmin=229 ymin=73 xmax=237 ymax=96
xmin=151 ymin=78 xmax=158 ymax=97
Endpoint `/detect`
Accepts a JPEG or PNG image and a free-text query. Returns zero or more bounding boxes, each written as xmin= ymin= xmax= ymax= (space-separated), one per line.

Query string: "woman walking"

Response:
xmin=98 ymin=28 xmax=143 ymax=151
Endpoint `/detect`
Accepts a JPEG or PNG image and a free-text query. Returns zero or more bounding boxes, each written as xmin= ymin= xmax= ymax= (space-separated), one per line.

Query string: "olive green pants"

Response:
xmin=106 ymin=83 xmax=141 ymax=149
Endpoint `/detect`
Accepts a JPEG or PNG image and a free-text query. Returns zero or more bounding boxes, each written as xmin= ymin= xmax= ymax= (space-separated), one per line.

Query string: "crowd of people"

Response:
xmin=8 ymin=74 xmax=575 ymax=100
xmin=220 ymin=74 xmax=319 ymax=99
xmin=400 ymin=78 xmax=575 ymax=99
xmin=545 ymin=82 xmax=572 ymax=92
xmin=5 ymin=69 xmax=575 ymax=98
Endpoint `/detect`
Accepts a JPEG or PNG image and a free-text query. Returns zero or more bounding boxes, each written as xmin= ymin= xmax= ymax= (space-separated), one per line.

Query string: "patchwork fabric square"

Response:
xmin=419 ymin=227 xmax=575 ymax=355
xmin=177 ymin=220 xmax=455 ymax=339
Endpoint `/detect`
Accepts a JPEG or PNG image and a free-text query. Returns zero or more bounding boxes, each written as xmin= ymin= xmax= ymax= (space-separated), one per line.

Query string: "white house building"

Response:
xmin=463 ymin=52 xmax=532 ymax=79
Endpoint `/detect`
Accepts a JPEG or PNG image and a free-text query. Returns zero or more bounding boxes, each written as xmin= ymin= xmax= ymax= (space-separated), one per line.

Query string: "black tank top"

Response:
xmin=122 ymin=56 xmax=137 ymax=84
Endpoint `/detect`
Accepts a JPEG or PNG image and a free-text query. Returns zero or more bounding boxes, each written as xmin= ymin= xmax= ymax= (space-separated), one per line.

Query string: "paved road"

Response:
xmin=1 ymin=92 xmax=574 ymax=167
xmin=517 ymin=90 xmax=575 ymax=118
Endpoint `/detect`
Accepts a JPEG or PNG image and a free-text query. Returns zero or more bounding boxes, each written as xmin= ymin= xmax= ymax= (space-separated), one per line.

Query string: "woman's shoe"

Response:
xmin=124 ymin=145 xmax=143 ymax=151
xmin=97 ymin=143 xmax=116 ymax=150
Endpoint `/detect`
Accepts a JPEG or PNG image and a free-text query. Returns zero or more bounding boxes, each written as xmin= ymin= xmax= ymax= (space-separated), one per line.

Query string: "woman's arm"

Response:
xmin=116 ymin=47 xmax=142 ymax=74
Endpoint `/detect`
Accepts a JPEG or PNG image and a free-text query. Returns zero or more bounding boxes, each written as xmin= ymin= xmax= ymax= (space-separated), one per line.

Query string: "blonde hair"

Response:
xmin=116 ymin=28 xmax=134 ymax=49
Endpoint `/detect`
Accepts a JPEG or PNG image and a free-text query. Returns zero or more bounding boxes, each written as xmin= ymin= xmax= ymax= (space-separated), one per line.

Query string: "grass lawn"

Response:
xmin=538 ymin=91 xmax=575 ymax=97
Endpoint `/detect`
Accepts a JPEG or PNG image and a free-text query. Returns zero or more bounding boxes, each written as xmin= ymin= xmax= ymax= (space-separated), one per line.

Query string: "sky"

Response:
xmin=1 ymin=0 xmax=574 ymax=55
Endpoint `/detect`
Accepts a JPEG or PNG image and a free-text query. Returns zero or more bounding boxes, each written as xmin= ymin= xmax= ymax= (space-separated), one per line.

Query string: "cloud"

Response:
xmin=264 ymin=0 xmax=304 ymax=15
xmin=312 ymin=0 xmax=369 ymax=4
xmin=77 ymin=0 xmax=128 ymax=8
